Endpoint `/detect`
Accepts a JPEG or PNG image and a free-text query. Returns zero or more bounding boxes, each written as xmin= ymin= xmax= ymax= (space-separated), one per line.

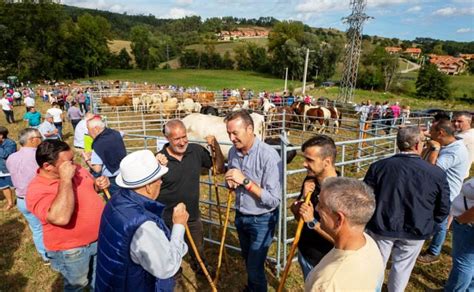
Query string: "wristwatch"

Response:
xmin=242 ymin=178 xmax=250 ymax=186
xmin=306 ymin=218 xmax=318 ymax=229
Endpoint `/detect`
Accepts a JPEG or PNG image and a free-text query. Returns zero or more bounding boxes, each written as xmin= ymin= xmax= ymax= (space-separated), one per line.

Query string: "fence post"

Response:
xmin=278 ymin=132 xmax=288 ymax=277
xmin=357 ymin=119 xmax=364 ymax=172
xmin=341 ymin=144 xmax=346 ymax=177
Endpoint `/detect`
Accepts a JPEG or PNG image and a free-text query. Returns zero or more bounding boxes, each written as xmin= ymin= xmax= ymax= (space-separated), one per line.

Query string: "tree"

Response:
xmin=416 ymin=63 xmax=450 ymax=100
xmin=130 ymin=25 xmax=157 ymax=70
xmin=117 ymin=48 xmax=132 ymax=69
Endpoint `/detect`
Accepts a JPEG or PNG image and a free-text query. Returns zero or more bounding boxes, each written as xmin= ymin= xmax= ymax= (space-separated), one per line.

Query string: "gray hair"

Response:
xmin=18 ymin=128 xmax=40 ymax=146
xmin=397 ymin=126 xmax=422 ymax=152
xmin=320 ymin=177 xmax=375 ymax=227
xmin=163 ymin=119 xmax=185 ymax=137
xmin=453 ymin=111 xmax=472 ymax=122
xmin=87 ymin=117 xmax=106 ymax=130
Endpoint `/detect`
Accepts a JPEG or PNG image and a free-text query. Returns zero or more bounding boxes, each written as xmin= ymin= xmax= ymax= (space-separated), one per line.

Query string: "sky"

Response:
xmin=62 ymin=0 xmax=474 ymax=42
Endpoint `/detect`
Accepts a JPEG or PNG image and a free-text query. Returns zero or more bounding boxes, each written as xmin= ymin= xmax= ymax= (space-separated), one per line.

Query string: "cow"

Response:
xmin=200 ymin=106 xmax=219 ymax=116
xmin=177 ymin=98 xmax=202 ymax=115
xmin=101 ymin=95 xmax=132 ymax=107
xmin=181 ymin=113 xmax=265 ymax=160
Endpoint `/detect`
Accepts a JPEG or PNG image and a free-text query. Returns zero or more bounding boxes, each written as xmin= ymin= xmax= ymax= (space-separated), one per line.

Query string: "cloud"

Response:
xmin=161 ymin=8 xmax=196 ymax=19
xmin=433 ymin=7 xmax=474 ymax=16
xmin=367 ymin=0 xmax=410 ymax=7
xmin=176 ymin=0 xmax=193 ymax=5
xmin=406 ymin=5 xmax=421 ymax=13
xmin=295 ymin=0 xmax=342 ymax=14
xmin=457 ymin=28 xmax=472 ymax=33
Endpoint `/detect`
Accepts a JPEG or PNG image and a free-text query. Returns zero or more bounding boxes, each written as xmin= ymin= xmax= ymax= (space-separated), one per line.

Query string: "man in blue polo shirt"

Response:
xmin=418 ymin=119 xmax=470 ymax=264
xmin=23 ymin=107 xmax=41 ymax=128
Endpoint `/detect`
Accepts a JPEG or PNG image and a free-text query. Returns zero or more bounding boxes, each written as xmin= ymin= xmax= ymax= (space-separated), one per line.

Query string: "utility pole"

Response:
xmin=338 ymin=0 xmax=372 ymax=103
xmin=166 ymin=44 xmax=170 ymax=62
xmin=284 ymin=67 xmax=288 ymax=93
xmin=302 ymin=48 xmax=310 ymax=95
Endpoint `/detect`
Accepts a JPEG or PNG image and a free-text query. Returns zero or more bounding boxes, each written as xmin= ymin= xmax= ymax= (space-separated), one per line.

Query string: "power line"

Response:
xmin=338 ymin=0 xmax=372 ymax=103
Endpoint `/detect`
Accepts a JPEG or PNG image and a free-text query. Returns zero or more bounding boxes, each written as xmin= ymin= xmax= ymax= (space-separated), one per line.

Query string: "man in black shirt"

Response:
xmin=157 ymin=119 xmax=224 ymax=275
xmin=290 ymin=135 xmax=337 ymax=280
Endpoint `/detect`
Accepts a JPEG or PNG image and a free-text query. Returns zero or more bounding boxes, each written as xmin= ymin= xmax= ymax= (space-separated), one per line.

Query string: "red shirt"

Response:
xmin=26 ymin=166 xmax=105 ymax=251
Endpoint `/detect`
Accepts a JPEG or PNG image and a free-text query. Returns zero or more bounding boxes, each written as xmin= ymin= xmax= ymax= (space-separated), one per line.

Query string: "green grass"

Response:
xmin=89 ymin=69 xmax=298 ymax=92
xmin=186 ymin=38 xmax=268 ymax=57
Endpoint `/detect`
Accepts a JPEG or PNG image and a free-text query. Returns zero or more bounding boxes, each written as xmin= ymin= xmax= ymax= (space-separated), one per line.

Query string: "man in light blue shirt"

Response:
xmin=418 ymin=119 xmax=470 ymax=264
xmin=225 ymin=110 xmax=281 ymax=292
xmin=38 ymin=113 xmax=59 ymax=140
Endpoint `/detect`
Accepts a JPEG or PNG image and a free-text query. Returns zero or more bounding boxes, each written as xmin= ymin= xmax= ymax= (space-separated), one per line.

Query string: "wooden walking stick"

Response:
xmin=185 ymin=224 xmax=218 ymax=292
xmin=210 ymin=145 xmax=229 ymax=270
xmin=213 ymin=190 xmax=234 ymax=285
xmin=103 ymin=188 xmax=111 ymax=200
xmin=277 ymin=191 xmax=313 ymax=292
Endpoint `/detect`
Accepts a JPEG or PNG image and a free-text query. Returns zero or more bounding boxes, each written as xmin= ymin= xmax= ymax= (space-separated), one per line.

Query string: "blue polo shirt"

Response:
xmin=23 ymin=111 xmax=41 ymax=127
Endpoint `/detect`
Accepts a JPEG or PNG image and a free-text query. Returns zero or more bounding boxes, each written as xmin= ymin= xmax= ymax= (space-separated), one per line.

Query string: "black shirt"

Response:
xmin=157 ymin=143 xmax=212 ymax=225
xmin=297 ymin=176 xmax=334 ymax=267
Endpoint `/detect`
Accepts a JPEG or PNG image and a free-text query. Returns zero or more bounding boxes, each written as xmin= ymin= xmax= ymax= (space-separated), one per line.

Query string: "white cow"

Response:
xmin=181 ymin=113 xmax=265 ymax=159
xmin=177 ymin=98 xmax=201 ymax=114
xmin=262 ymin=98 xmax=276 ymax=114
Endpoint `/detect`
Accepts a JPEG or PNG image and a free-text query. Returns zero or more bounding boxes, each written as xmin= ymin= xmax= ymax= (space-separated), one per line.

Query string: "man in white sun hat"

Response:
xmin=95 ymin=150 xmax=189 ymax=291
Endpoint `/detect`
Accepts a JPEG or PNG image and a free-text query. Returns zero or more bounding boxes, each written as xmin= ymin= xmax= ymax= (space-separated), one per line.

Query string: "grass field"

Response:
xmin=90 ymin=69 xmax=299 ymax=92
xmin=186 ymin=38 xmax=268 ymax=56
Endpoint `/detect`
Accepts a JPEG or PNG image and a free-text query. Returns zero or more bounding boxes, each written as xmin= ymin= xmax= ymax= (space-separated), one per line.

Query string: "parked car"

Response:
xmin=0 ymin=80 xmax=6 ymax=88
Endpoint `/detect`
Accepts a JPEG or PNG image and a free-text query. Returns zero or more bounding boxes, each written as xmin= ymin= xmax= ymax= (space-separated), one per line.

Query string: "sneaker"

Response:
xmin=417 ymin=252 xmax=440 ymax=264
xmin=43 ymin=260 xmax=51 ymax=266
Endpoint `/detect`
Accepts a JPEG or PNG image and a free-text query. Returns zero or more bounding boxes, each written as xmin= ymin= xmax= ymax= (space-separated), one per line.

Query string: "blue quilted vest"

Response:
xmin=95 ymin=188 xmax=175 ymax=292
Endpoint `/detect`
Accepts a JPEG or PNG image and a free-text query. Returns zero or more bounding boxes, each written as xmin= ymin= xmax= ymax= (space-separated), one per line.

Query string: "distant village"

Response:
xmin=385 ymin=46 xmax=472 ymax=75
xmin=216 ymin=27 xmax=270 ymax=41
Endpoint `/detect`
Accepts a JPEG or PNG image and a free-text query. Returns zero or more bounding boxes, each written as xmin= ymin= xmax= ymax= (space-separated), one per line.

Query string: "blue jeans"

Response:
xmin=297 ymin=252 xmax=314 ymax=281
xmin=16 ymin=198 xmax=47 ymax=261
xmin=428 ymin=217 xmax=448 ymax=256
xmin=46 ymin=241 xmax=98 ymax=292
xmin=445 ymin=221 xmax=474 ymax=291
xmin=235 ymin=209 xmax=278 ymax=292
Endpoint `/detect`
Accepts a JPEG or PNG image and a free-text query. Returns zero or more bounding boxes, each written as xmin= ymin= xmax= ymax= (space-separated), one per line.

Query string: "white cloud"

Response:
xmin=295 ymin=0 xmax=342 ymax=14
xmin=161 ymin=8 xmax=196 ymax=19
xmin=433 ymin=7 xmax=474 ymax=16
xmin=457 ymin=28 xmax=472 ymax=33
xmin=406 ymin=5 xmax=422 ymax=13
xmin=367 ymin=0 xmax=410 ymax=7
xmin=176 ymin=0 xmax=193 ymax=5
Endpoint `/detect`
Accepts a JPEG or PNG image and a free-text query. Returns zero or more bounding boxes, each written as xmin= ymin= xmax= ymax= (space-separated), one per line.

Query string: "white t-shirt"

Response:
xmin=73 ymin=119 xmax=88 ymax=148
xmin=305 ymin=233 xmax=384 ymax=292
xmin=458 ymin=129 xmax=474 ymax=177
xmin=451 ymin=178 xmax=474 ymax=217
xmin=47 ymin=107 xmax=63 ymax=123
xmin=24 ymin=96 xmax=35 ymax=107
xmin=0 ymin=98 xmax=12 ymax=111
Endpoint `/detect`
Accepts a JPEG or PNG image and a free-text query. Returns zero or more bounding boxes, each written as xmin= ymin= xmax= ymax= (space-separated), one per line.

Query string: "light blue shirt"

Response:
xmin=228 ymin=137 xmax=282 ymax=215
xmin=91 ymin=150 xmax=120 ymax=177
xmin=436 ymin=139 xmax=470 ymax=201
xmin=38 ymin=121 xmax=59 ymax=140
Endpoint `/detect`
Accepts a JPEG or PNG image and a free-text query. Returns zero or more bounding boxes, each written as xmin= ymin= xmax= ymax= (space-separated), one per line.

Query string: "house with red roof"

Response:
xmin=428 ymin=54 xmax=468 ymax=75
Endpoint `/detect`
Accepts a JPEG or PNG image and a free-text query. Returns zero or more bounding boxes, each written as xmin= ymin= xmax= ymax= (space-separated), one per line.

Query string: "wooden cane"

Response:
xmin=185 ymin=224 xmax=218 ymax=292
xmin=213 ymin=190 xmax=234 ymax=285
xmin=103 ymin=188 xmax=111 ymax=200
xmin=210 ymin=145 xmax=229 ymax=270
xmin=277 ymin=191 xmax=313 ymax=292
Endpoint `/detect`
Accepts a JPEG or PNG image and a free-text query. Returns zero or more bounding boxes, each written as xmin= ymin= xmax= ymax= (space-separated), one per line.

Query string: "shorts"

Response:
xmin=0 ymin=176 xmax=13 ymax=189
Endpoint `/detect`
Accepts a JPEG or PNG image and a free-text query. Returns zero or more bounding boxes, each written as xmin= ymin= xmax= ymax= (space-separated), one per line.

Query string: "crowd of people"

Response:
xmin=0 ymin=94 xmax=473 ymax=291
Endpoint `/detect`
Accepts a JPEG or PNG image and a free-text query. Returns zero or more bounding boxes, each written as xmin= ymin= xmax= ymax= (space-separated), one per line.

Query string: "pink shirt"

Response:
xmin=6 ymin=147 xmax=38 ymax=198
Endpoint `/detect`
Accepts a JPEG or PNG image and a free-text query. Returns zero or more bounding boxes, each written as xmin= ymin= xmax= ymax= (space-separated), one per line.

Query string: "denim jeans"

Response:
xmin=46 ymin=241 xmax=98 ymax=292
xmin=428 ymin=217 xmax=448 ymax=256
xmin=445 ymin=221 xmax=474 ymax=291
xmin=235 ymin=209 xmax=278 ymax=292
xmin=16 ymin=198 xmax=47 ymax=261
xmin=297 ymin=252 xmax=314 ymax=281
xmin=54 ymin=122 xmax=63 ymax=140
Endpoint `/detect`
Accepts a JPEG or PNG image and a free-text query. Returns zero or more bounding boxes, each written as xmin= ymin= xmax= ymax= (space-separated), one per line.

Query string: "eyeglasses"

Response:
xmin=30 ymin=136 xmax=43 ymax=140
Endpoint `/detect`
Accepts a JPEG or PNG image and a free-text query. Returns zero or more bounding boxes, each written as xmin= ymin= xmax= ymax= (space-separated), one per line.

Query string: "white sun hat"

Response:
xmin=115 ymin=150 xmax=168 ymax=189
